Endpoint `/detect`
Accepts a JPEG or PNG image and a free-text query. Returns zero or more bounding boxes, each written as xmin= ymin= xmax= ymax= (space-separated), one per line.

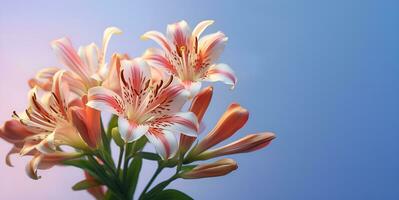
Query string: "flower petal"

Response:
xmin=51 ymin=70 xmax=71 ymax=118
xmin=118 ymin=117 xmax=148 ymax=143
xmin=5 ymin=146 xmax=20 ymax=167
xmin=146 ymin=129 xmax=178 ymax=160
xmin=35 ymin=132 xmax=56 ymax=154
xmin=152 ymin=112 xmax=199 ymax=137
xmin=51 ymin=37 xmax=91 ymax=84
xmin=28 ymin=67 xmax=60 ymax=91
xmin=204 ymin=63 xmax=237 ymax=89
xmin=120 ymin=58 xmax=151 ymax=90
xmin=101 ymin=27 xmax=122 ymax=63
xmin=0 ymin=120 xmax=34 ymax=144
xmin=146 ymin=81 xmax=189 ymax=115
xmin=87 ymin=86 xmax=125 ymax=115
xmin=192 ymin=20 xmax=214 ymax=40
xmin=26 ymin=154 xmax=42 ymax=180
xmin=63 ymin=71 xmax=87 ymax=96
xmin=78 ymin=43 xmax=99 ymax=75
xmin=181 ymin=80 xmax=202 ymax=98
xmin=198 ymin=31 xmax=228 ymax=64
xmin=166 ymin=20 xmax=191 ymax=48
xmin=119 ymin=58 xmax=151 ymax=109
xmin=141 ymin=31 xmax=171 ymax=52
xmin=142 ymin=48 xmax=176 ymax=74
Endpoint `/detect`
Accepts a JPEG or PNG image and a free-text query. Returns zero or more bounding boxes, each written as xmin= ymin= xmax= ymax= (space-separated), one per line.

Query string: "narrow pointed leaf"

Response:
xmin=143 ymin=178 xmax=177 ymax=199
xmin=138 ymin=152 xmax=161 ymax=161
xmin=72 ymin=179 xmax=102 ymax=191
xmin=152 ymin=189 xmax=193 ymax=200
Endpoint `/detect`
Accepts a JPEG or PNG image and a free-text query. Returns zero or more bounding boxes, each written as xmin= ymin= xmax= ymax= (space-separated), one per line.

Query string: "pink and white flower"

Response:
xmin=142 ymin=20 xmax=237 ymax=96
xmin=87 ymin=58 xmax=199 ymax=159
xmin=13 ymin=71 xmax=101 ymax=155
xmin=30 ymin=27 xmax=122 ymax=96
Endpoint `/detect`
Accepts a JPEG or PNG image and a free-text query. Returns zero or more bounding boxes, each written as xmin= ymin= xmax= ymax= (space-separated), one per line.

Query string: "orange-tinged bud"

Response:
xmin=189 ymin=103 xmax=249 ymax=157
xmin=197 ymin=132 xmax=275 ymax=160
xmin=180 ymin=158 xmax=238 ymax=179
xmin=180 ymin=86 xmax=213 ymax=154
xmin=26 ymin=152 xmax=82 ymax=180
xmin=0 ymin=120 xmax=34 ymax=145
xmin=71 ymin=96 xmax=101 ymax=149
xmin=0 ymin=120 xmax=36 ymax=166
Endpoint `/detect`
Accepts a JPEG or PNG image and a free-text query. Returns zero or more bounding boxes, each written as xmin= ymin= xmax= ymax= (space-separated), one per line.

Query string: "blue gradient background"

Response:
xmin=1 ymin=0 xmax=398 ymax=199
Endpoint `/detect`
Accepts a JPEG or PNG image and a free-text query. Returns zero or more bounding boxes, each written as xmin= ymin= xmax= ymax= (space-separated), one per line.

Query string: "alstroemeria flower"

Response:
xmin=13 ymin=71 xmax=100 ymax=155
xmin=0 ymin=119 xmax=83 ymax=179
xmin=29 ymin=27 xmax=122 ymax=96
xmin=87 ymin=58 xmax=199 ymax=159
xmin=142 ymin=20 xmax=237 ymax=96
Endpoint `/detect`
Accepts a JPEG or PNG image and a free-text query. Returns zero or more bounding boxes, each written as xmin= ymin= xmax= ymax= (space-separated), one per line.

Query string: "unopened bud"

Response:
xmin=180 ymin=158 xmax=238 ymax=179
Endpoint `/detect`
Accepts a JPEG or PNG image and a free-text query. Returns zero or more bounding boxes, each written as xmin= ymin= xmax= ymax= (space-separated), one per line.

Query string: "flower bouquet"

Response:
xmin=0 ymin=20 xmax=275 ymax=200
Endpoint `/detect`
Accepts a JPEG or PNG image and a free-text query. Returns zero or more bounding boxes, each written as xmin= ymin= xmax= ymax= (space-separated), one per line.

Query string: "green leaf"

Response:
xmin=127 ymin=157 xmax=143 ymax=199
xmin=138 ymin=152 xmax=161 ymax=161
xmin=152 ymin=189 xmax=193 ymax=200
xmin=65 ymin=157 xmax=124 ymax=200
xmin=63 ymin=159 xmax=94 ymax=170
xmin=72 ymin=179 xmax=102 ymax=191
xmin=65 ymin=157 xmax=119 ymax=194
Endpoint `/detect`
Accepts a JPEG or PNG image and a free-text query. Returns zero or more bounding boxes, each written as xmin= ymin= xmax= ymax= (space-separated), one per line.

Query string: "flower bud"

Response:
xmin=180 ymin=86 xmax=213 ymax=154
xmin=111 ymin=127 xmax=125 ymax=147
xmin=197 ymin=132 xmax=275 ymax=160
xmin=180 ymin=158 xmax=238 ymax=179
xmin=70 ymin=96 xmax=101 ymax=149
xmin=26 ymin=152 xmax=82 ymax=180
xmin=188 ymin=103 xmax=249 ymax=158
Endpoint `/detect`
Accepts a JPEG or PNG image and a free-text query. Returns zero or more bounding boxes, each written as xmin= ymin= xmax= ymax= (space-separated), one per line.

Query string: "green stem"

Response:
xmin=176 ymin=152 xmax=184 ymax=173
xmin=139 ymin=174 xmax=179 ymax=200
xmin=139 ymin=166 xmax=164 ymax=199
xmin=116 ymin=146 xmax=125 ymax=176
xmin=122 ymin=154 xmax=129 ymax=185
